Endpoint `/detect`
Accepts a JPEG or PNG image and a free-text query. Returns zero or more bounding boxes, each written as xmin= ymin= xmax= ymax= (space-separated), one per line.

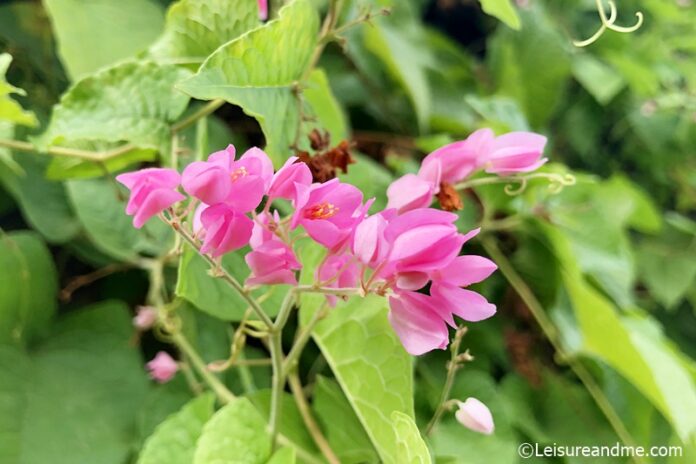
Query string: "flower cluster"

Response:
xmin=116 ymin=129 xmax=547 ymax=355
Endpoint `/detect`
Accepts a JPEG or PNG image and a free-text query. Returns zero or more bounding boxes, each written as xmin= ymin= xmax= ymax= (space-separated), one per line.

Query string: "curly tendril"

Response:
xmin=573 ymin=0 xmax=644 ymax=47
xmin=503 ymin=173 xmax=577 ymax=196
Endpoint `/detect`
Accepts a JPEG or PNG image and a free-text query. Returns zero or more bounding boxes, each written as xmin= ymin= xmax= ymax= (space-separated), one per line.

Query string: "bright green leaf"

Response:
xmin=41 ymin=61 xmax=191 ymax=154
xmin=479 ymin=0 xmax=521 ymax=30
xmin=138 ymin=394 xmax=215 ymax=464
xmin=0 ymin=54 xmax=37 ymax=127
xmin=43 ymin=0 xmax=165 ymax=80
xmin=392 ymin=411 xmax=432 ymax=464
xmin=267 ymin=447 xmax=296 ymax=464
xmin=0 ymin=231 xmax=57 ymax=345
xmin=177 ymin=0 xmax=320 ymax=165
xmin=193 ymin=397 xmax=271 ymax=464
xmin=150 ymin=0 xmax=260 ymax=64
xmin=176 ymin=246 xmax=287 ymax=321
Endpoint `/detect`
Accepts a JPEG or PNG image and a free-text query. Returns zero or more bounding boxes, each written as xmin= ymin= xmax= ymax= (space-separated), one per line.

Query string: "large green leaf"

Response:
xmin=267 ymin=447 xmax=296 ymax=464
xmin=41 ymin=61 xmax=191 ymax=154
xmin=149 ymin=0 xmax=260 ymax=64
xmin=391 ymin=412 xmax=432 ymax=464
xmin=193 ymin=397 xmax=271 ymax=464
xmin=0 ymin=231 xmax=57 ymax=345
xmin=545 ymin=223 xmax=696 ymax=442
xmin=488 ymin=3 xmax=571 ymax=127
xmin=176 ymin=246 xmax=287 ymax=321
xmin=177 ymin=0 xmax=320 ymax=164
xmin=0 ymin=54 xmax=37 ymax=127
xmin=312 ymin=376 xmax=378 ymax=463
xmin=479 ymin=0 xmax=521 ymax=30
xmin=66 ymin=178 xmax=173 ymax=261
xmin=43 ymin=0 xmax=165 ymax=80
xmin=298 ymin=240 xmax=415 ymax=463
xmin=0 ymin=150 xmax=81 ymax=243
xmin=0 ymin=301 xmax=150 ymax=464
xmin=138 ymin=394 xmax=215 ymax=464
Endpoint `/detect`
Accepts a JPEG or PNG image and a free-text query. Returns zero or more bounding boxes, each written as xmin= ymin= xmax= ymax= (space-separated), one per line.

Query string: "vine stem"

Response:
xmin=268 ymin=290 xmax=296 ymax=448
xmin=288 ymin=372 xmax=341 ymax=464
xmin=480 ymin=236 xmax=643 ymax=462
xmin=0 ymin=138 xmax=134 ymax=162
xmin=424 ymin=326 xmax=468 ymax=435
xmin=162 ymin=213 xmax=274 ymax=329
xmin=282 ymin=302 xmax=329 ymax=378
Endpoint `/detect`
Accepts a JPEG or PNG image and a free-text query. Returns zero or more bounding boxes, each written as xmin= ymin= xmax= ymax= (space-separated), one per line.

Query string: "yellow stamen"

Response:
xmin=304 ymin=202 xmax=339 ymax=220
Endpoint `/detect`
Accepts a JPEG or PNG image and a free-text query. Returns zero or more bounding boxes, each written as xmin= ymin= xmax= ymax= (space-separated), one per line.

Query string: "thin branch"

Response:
xmin=60 ymin=263 xmax=133 ymax=302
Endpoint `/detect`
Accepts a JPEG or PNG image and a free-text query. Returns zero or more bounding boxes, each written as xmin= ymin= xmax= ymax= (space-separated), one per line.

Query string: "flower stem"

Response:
xmin=481 ymin=236 xmax=642 ymax=461
xmin=282 ymin=302 xmax=329 ymax=377
xmin=288 ymin=372 xmax=340 ymax=464
xmin=424 ymin=325 xmax=468 ymax=435
xmin=268 ymin=290 xmax=295 ymax=448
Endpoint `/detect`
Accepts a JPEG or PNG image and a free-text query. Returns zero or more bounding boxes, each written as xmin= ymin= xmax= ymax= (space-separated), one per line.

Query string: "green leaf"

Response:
xmin=391 ymin=411 xmax=432 ymax=464
xmin=636 ymin=214 xmax=696 ymax=309
xmin=488 ymin=4 xmax=571 ymax=127
xmin=41 ymin=61 xmax=191 ymax=154
xmin=313 ymin=376 xmax=379 ymax=463
xmin=363 ymin=20 xmax=431 ymax=131
xmin=177 ymin=0 xmax=320 ymax=165
xmin=0 ymin=301 xmax=150 ymax=464
xmin=267 ymin=447 xmax=296 ymax=464
xmin=138 ymin=394 xmax=215 ymax=464
xmin=572 ymin=54 xmax=626 ymax=105
xmin=176 ymin=246 xmax=287 ymax=321
xmin=0 ymin=231 xmax=57 ymax=345
xmin=193 ymin=397 xmax=271 ymax=464
xmin=66 ymin=178 xmax=173 ymax=261
xmin=479 ymin=0 xmax=521 ymax=30
xmin=304 ymin=68 xmax=349 ymax=144
xmin=43 ymin=0 xmax=165 ymax=80
xmin=45 ymin=145 xmax=158 ymax=180
xmin=0 ymin=54 xmax=37 ymax=127
xmin=545 ymin=224 xmax=696 ymax=442
xmin=0 ymin=150 xmax=81 ymax=243
xmin=298 ymin=241 xmax=415 ymax=464
xmin=149 ymin=0 xmax=260 ymax=64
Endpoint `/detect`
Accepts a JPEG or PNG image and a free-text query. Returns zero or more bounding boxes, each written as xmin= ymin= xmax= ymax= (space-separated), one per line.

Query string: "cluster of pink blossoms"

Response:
xmin=116 ymin=129 xmax=547 ymax=356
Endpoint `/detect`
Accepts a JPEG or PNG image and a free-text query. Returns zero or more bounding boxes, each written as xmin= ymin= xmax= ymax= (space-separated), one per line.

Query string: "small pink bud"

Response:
xmin=258 ymin=0 xmax=268 ymax=20
xmin=146 ymin=351 xmax=178 ymax=383
xmin=133 ymin=306 xmax=157 ymax=330
xmin=455 ymin=398 xmax=494 ymax=435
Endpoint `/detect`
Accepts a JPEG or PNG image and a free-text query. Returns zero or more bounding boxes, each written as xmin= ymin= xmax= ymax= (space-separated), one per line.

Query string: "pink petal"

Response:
xmin=436 ymin=255 xmax=497 ymax=287
xmin=431 ymin=283 xmax=496 ymax=322
xmin=386 ymin=174 xmax=435 ymax=213
xmin=132 ymin=189 xmax=185 ymax=228
xmin=388 ymin=294 xmax=449 ymax=355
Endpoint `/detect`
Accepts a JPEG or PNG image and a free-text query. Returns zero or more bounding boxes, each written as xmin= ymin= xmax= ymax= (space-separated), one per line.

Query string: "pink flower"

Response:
xmin=146 ymin=351 xmax=178 ymax=383
xmin=199 ymin=204 xmax=254 ymax=257
xmin=258 ymin=0 xmax=268 ymax=20
xmin=245 ymin=212 xmax=300 ymax=285
xmin=478 ymin=132 xmax=547 ymax=176
xmin=388 ymin=291 xmax=449 ymax=355
xmin=386 ymin=174 xmax=436 ymax=214
xmin=291 ymin=179 xmax=368 ymax=251
xmin=352 ymin=210 xmax=395 ymax=267
xmin=267 ymin=156 xmax=312 ymax=203
xmin=455 ymin=398 xmax=495 ymax=435
xmin=430 ymin=254 xmax=497 ymax=322
xmin=182 ymin=145 xmax=273 ymax=212
xmin=246 ymin=241 xmax=300 ymax=286
xmin=116 ymin=168 xmax=185 ymax=228
xmin=316 ymin=253 xmax=360 ymax=306
xmin=418 ymin=130 xmax=488 ymax=185
xmin=133 ymin=306 xmax=157 ymax=330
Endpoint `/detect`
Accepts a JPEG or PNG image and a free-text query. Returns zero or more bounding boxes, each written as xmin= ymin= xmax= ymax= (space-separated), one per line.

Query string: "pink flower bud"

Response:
xmin=478 ymin=132 xmax=548 ymax=176
xmin=455 ymin=398 xmax=495 ymax=435
xmin=258 ymin=0 xmax=268 ymax=20
xmin=132 ymin=306 xmax=157 ymax=330
xmin=267 ymin=156 xmax=312 ymax=203
xmin=146 ymin=351 xmax=178 ymax=383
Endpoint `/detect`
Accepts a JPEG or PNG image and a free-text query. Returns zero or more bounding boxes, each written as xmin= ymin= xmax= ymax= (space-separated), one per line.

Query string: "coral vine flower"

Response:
xmin=291 ymin=178 xmax=368 ymax=251
xmin=455 ymin=397 xmax=495 ymax=435
xmin=478 ymin=131 xmax=548 ymax=175
xmin=146 ymin=351 xmax=178 ymax=383
xmin=388 ymin=291 xmax=450 ymax=355
xmin=267 ymin=156 xmax=312 ymax=202
xmin=386 ymin=173 xmax=437 ymax=214
xmin=317 ymin=253 xmax=360 ymax=306
xmin=133 ymin=306 xmax=157 ymax=330
xmin=115 ymin=168 xmax=185 ymax=228
xmin=258 ymin=0 xmax=268 ymax=20
xmin=246 ymin=212 xmax=301 ymax=286
xmin=199 ymin=204 xmax=254 ymax=257
xmin=182 ymin=145 xmax=273 ymax=212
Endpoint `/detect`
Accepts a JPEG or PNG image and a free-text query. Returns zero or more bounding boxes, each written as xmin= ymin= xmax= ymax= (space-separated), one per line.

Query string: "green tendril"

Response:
xmin=573 ymin=0 xmax=644 ymax=47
